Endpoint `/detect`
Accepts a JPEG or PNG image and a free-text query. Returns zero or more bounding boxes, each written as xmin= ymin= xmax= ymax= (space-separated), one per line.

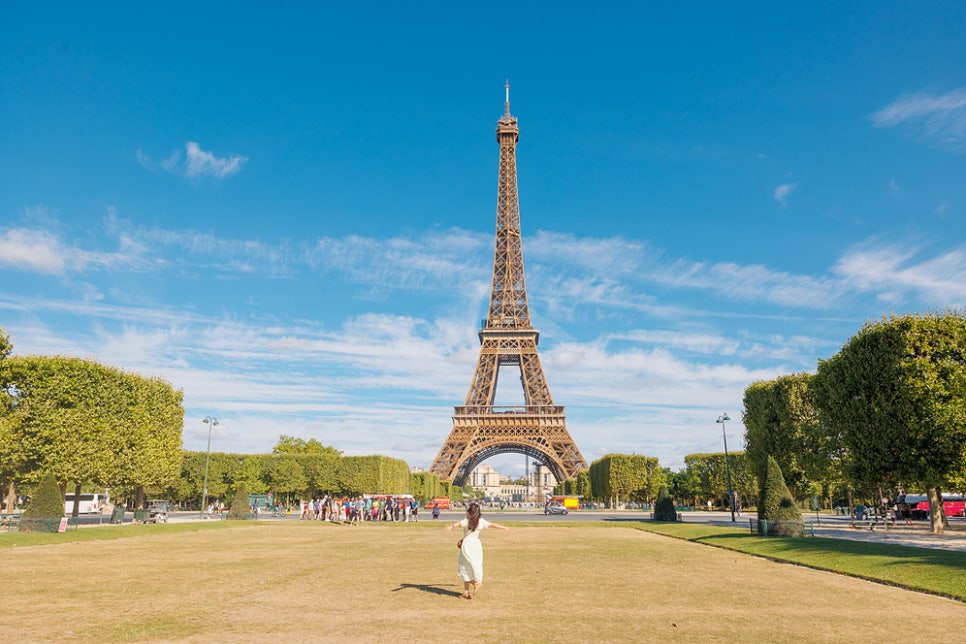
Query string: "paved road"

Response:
xmin=426 ymin=508 xmax=966 ymax=552
xmin=74 ymin=507 xmax=966 ymax=553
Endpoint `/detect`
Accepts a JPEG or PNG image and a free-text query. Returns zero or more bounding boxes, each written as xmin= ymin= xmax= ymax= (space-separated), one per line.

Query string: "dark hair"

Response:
xmin=466 ymin=502 xmax=481 ymax=532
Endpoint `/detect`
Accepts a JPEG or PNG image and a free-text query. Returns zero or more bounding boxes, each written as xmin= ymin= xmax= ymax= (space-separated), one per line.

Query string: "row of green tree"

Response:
xmin=172 ymin=437 xmax=461 ymax=508
xmin=743 ymin=312 xmax=966 ymax=534
xmin=1 ymin=329 xmax=462 ymax=515
xmin=558 ymin=312 xmax=966 ymax=536
xmin=1 ymin=332 xmax=184 ymax=514
xmin=555 ymin=451 xmax=757 ymax=510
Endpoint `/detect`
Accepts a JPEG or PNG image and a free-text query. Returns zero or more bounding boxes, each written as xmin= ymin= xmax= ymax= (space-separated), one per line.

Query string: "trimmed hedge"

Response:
xmin=653 ymin=485 xmax=677 ymax=521
xmin=757 ymin=456 xmax=801 ymax=536
xmin=227 ymin=483 xmax=251 ymax=520
xmin=20 ymin=475 xmax=64 ymax=532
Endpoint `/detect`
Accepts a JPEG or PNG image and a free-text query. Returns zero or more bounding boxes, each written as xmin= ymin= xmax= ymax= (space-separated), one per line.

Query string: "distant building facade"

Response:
xmin=466 ymin=463 xmax=559 ymax=503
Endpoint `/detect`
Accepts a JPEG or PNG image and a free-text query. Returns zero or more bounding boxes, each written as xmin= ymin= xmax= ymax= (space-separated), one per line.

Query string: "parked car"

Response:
xmin=544 ymin=503 xmax=568 ymax=515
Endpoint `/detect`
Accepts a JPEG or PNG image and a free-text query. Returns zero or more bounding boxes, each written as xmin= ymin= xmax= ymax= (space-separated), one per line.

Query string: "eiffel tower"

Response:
xmin=430 ymin=85 xmax=588 ymax=486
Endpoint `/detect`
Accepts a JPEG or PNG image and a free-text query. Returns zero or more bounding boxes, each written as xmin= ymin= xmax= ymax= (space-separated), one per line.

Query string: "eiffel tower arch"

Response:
xmin=430 ymin=85 xmax=588 ymax=487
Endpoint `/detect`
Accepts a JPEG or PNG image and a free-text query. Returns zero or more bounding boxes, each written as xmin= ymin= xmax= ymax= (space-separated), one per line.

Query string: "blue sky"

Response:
xmin=2 ymin=4 xmax=966 ymax=475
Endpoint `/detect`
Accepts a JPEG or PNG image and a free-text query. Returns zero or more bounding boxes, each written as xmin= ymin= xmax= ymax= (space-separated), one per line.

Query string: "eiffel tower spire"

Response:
xmin=430 ymin=86 xmax=588 ymax=486
xmin=488 ymin=80 xmax=531 ymax=331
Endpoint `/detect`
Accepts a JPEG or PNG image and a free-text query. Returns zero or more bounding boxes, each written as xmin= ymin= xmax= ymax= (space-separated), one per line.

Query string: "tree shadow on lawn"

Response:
xmin=695 ymin=532 xmax=966 ymax=574
xmin=391 ymin=582 xmax=463 ymax=598
xmin=643 ymin=524 xmax=966 ymax=568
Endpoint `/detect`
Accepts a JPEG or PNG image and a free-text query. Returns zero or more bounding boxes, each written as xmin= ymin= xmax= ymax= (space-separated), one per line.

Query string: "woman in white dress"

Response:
xmin=445 ymin=502 xmax=511 ymax=599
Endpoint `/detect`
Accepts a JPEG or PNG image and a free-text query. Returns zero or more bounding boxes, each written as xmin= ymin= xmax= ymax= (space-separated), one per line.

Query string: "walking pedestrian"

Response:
xmin=445 ymin=502 xmax=511 ymax=600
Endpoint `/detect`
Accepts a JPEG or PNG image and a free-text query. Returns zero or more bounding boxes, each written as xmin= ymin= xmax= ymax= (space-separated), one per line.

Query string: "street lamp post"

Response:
xmin=717 ymin=413 xmax=736 ymax=523
xmin=201 ymin=416 xmax=219 ymax=519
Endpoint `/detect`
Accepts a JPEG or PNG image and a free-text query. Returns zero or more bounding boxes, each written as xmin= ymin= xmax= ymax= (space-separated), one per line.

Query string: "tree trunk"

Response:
xmin=927 ymin=486 xmax=944 ymax=534
xmin=847 ymin=487 xmax=854 ymax=529
xmin=4 ymin=479 xmax=15 ymax=514
xmin=70 ymin=482 xmax=82 ymax=517
xmin=135 ymin=485 xmax=145 ymax=509
xmin=937 ymin=486 xmax=949 ymax=529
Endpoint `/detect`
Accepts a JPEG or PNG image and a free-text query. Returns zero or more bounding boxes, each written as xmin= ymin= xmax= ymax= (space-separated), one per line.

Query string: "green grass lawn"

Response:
xmin=638 ymin=521 xmax=966 ymax=601
xmin=0 ymin=520 xmax=235 ymax=548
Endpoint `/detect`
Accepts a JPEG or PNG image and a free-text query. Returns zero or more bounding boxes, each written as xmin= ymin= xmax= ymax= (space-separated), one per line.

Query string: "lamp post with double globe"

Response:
xmin=201 ymin=416 xmax=219 ymax=519
xmin=716 ymin=413 xmax=736 ymax=523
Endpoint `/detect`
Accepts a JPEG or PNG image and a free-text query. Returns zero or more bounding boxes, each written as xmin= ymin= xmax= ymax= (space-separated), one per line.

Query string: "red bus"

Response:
xmin=906 ymin=493 xmax=965 ymax=520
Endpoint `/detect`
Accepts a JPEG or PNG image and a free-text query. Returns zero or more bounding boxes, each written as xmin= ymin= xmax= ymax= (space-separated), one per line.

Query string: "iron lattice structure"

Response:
xmin=430 ymin=87 xmax=588 ymax=486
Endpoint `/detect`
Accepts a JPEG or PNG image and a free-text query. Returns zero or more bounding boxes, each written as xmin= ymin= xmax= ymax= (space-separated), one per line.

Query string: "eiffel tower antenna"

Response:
xmin=430 ymin=87 xmax=588 ymax=486
xmin=505 ymin=79 xmax=510 ymax=116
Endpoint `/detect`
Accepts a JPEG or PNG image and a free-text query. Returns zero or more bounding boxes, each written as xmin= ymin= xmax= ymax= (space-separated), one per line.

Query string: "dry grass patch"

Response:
xmin=2 ymin=521 xmax=964 ymax=643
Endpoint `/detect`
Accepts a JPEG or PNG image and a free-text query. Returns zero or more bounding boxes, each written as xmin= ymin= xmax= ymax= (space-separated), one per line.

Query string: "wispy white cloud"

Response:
xmin=308 ymin=230 xmax=490 ymax=292
xmin=773 ymin=182 xmax=796 ymax=205
xmin=529 ymin=231 xmax=646 ymax=277
xmin=646 ymin=258 xmax=843 ymax=309
xmin=0 ymin=295 xmax=774 ymax=468
xmin=0 ymin=228 xmax=74 ymax=274
xmin=183 ymin=141 xmax=247 ymax=178
xmin=835 ymin=240 xmax=966 ymax=303
xmin=17 ymin=210 xmax=966 ymax=319
xmin=141 ymin=141 xmax=248 ymax=179
xmin=872 ymin=87 xmax=966 ymax=151
xmin=9 ymin=215 xmax=966 ymax=468
xmin=0 ymin=226 xmax=151 ymax=275
xmin=605 ymin=329 xmax=742 ymax=357
xmin=526 ymin=231 xmax=848 ymax=311
xmin=135 ymin=148 xmax=152 ymax=170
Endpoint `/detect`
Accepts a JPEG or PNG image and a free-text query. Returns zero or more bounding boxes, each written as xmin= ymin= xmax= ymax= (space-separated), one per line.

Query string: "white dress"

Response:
xmin=457 ymin=517 xmax=491 ymax=582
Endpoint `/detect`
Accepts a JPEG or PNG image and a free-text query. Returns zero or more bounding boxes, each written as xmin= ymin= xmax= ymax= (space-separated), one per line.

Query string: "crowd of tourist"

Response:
xmin=284 ymin=495 xmax=426 ymax=524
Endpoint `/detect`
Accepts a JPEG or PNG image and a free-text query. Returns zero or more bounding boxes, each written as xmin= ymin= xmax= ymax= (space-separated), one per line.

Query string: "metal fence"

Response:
xmin=1 ymin=516 xmax=80 ymax=533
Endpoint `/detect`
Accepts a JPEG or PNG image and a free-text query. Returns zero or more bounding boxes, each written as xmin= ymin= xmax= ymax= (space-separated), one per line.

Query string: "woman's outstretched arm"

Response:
xmin=487 ymin=522 xmax=512 ymax=532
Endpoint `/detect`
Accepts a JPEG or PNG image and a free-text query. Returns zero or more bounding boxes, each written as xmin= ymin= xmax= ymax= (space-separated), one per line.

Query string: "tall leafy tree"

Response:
xmin=575 ymin=469 xmax=592 ymax=502
xmin=230 ymin=455 xmax=268 ymax=496
xmin=813 ymin=312 xmax=966 ymax=534
xmin=2 ymin=356 xmax=117 ymax=501
xmin=743 ymin=373 xmax=818 ymax=499
xmin=666 ymin=468 xmax=700 ymax=507
xmin=0 ymin=393 xmax=24 ymax=513
xmin=336 ymin=455 xmax=409 ymax=496
xmin=301 ymin=452 xmax=340 ymax=495
xmin=588 ymin=454 xmax=659 ymax=505
xmin=682 ymin=452 xmax=756 ymax=508
xmin=0 ymin=330 xmax=11 ymax=360
xmin=264 ymin=455 xmax=307 ymax=503
xmin=273 ymin=435 xmax=341 ymax=458
xmin=1 ymin=329 xmax=24 ymax=512
xmin=112 ymin=374 xmax=184 ymax=506
xmin=410 ymin=471 xmax=443 ymax=503
xmin=1 ymin=355 xmax=183 ymax=513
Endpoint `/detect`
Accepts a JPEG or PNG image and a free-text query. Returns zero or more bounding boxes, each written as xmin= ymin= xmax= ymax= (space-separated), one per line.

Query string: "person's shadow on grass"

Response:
xmin=391 ymin=583 xmax=462 ymax=598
